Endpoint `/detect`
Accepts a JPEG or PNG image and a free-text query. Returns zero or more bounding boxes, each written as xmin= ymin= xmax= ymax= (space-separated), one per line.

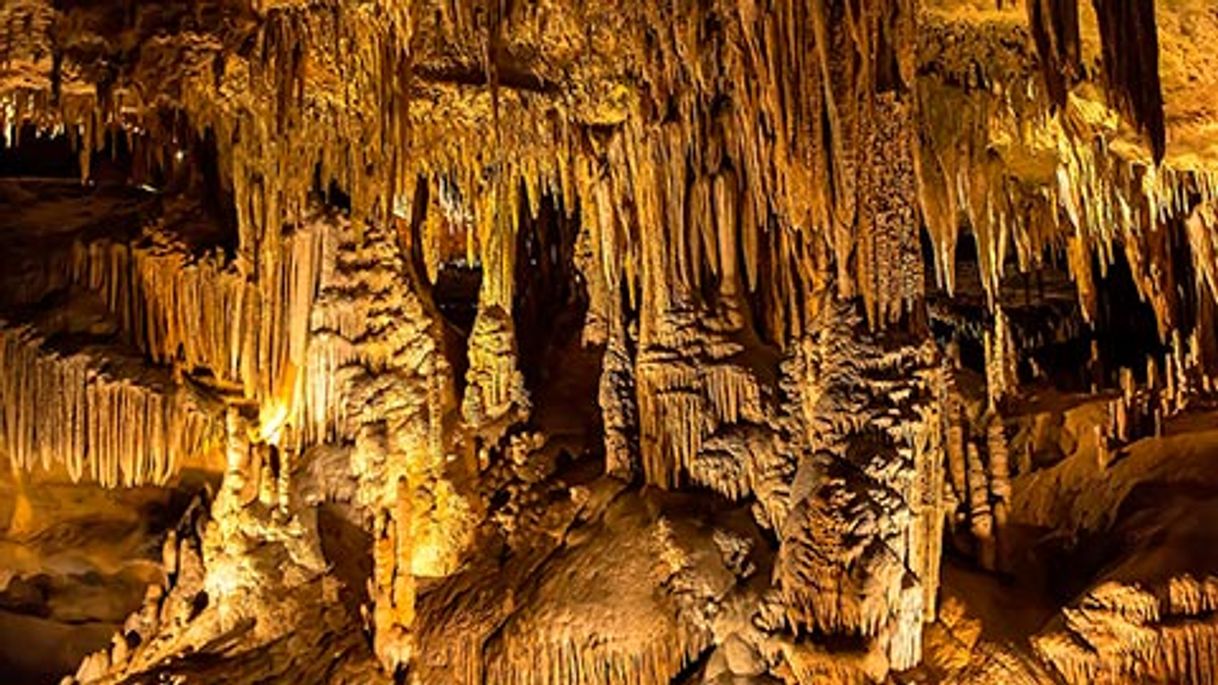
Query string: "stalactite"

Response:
xmin=1091 ymin=0 xmax=1166 ymax=162
xmin=0 ymin=318 xmax=222 ymax=487
xmin=857 ymin=94 xmax=924 ymax=327
xmin=1026 ymin=0 xmax=1080 ymax=109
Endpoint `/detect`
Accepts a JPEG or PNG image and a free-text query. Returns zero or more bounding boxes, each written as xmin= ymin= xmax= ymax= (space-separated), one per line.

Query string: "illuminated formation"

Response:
xmin=3 ymin=1 xmax=1218 ymax=683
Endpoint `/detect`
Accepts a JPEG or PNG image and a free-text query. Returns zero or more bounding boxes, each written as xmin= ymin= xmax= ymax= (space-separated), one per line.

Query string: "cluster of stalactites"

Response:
xmin=1054 ymin=147 xmax=1218 ymax=342
xmin=625 ymin=0 xmax=924 ymax=337
xmin=1023 ymin=0 xmax=1165 ymax=160
xmin=915 ymin=15 xmax=1055 ymax=306
xmin=6 ymin=0 xmax=1209 ymax=361
xmin=63 ymin=217 xmax=329 ymax=443
xmin=0 ymin=320 xmax=222 ymax=487
xmin=0 ymin=189 xmax=332 ymax=487
xmin=919 ymin=17 xmax=1218 ymax=359
xmin=16 ymin=0 xmax=939 ymax=343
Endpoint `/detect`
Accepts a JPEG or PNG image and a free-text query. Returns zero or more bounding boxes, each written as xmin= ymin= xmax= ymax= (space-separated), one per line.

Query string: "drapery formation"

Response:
xmin=0 ymin=316 xmax=220 ymax=487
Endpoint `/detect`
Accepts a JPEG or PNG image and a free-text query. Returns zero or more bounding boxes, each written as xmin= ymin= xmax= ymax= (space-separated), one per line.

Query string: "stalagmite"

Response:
xmin=985 ymin=307 xmax=1019 ymax=408
xmin=772 ymin=304 xmax=943 ymax=674
xmin=463 ymin=305 xmax=530 ymax=434
xmin=598 ymin=312 xmax=640 ymax=480
xmin=304 ymin=216 xmax=474 ymax=669
xmin=985 ymin=418 xmax=1011 ymax=571
xmin=1035 ymin=577 xmax=1218 ymax=685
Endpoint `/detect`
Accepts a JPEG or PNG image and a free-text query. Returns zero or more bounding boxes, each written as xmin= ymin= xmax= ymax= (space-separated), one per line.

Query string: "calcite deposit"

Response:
xmin=3 ymin=0 xmax=1218 ymax=683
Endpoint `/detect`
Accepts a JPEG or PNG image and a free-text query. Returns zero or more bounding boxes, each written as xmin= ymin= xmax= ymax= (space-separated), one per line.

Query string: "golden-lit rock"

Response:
xmin=3 ymin=1 xmax=1218 ymax=683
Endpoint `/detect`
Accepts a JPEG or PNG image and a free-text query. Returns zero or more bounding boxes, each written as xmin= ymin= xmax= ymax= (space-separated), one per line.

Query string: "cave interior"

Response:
xmin=4 ymin=0 xmax=1218 ymax=684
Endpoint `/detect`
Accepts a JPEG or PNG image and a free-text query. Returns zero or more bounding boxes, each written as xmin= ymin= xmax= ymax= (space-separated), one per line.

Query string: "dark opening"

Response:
xmin=0 ymin=126 xmax=86 ymax=178
xmin=511 ymin=188 xmax=588 ymax=395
